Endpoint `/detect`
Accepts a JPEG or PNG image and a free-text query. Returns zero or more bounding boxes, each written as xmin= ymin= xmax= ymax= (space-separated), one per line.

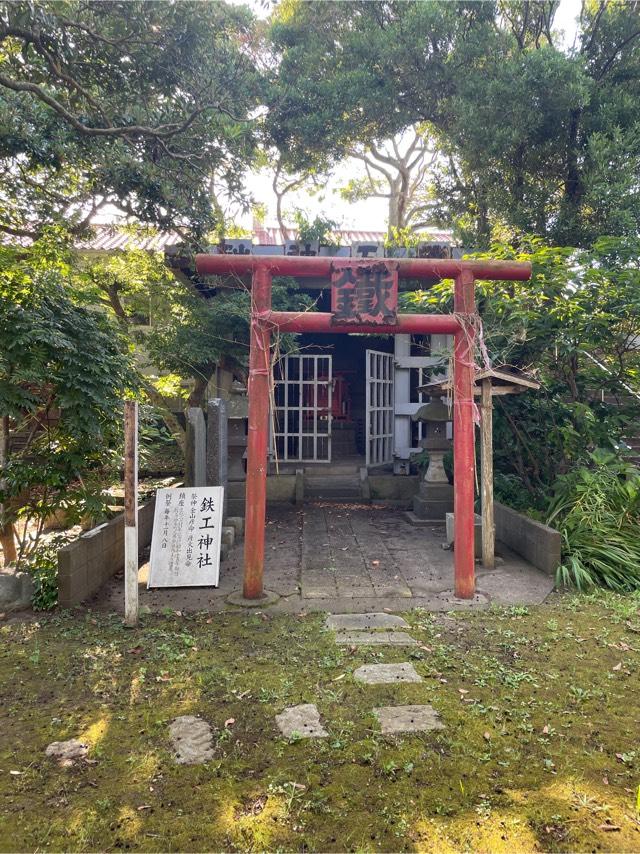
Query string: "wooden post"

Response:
xmin=124 ymin=400 xmax=139 ymax=626
xmin=480 ymin=378 xmax=495 ymax=568
xmin=453 ymin=270 xmax=476 ymax=599
xmin=0 ymin=415 xmax=17 ymax=564
xmin=243 ymin=266 xmax=272 ymax=600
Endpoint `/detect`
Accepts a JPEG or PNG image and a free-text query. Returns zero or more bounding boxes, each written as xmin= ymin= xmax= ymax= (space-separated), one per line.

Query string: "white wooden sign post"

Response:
xmin=124 ymin=400 xmax=139 ymax=627
xmin=148 ymin=486 xmax=224 ymax=588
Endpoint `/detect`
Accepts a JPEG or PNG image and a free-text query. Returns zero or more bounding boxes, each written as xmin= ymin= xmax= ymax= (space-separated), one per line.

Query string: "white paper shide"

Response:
xmin=148 ymin=487 xmax=223 ymax=587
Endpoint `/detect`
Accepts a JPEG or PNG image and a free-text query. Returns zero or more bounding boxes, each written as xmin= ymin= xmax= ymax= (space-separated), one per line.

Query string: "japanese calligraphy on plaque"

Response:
xmin=148 ymin=487 xmax=223 ymax=587
xmin=330 ymin=261 xmax=399 ymax=325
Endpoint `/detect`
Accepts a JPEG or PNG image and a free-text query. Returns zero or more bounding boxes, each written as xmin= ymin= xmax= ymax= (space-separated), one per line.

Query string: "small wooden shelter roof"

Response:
xmin=417 ymin=366 xmax=540 ymax=397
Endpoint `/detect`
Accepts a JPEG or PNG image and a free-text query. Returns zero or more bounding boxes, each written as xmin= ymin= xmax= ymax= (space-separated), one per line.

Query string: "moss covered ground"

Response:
xmin=1 ymin=592 xmax=640 ymax=852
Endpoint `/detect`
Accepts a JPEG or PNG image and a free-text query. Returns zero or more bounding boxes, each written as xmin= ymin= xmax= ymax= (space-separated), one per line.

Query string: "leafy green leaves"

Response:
xmin=0 ymin=1 xmax=262 ymax=238
xmin=548 ymin=450 xmax=640 ymax=591
xmin=267 ymin=0 xmax=640 ymax=246
xmin=0 ymin=239 xmax=134 ymax=563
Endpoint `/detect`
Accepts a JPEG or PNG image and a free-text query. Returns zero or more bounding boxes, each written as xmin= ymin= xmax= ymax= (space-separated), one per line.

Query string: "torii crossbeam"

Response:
xmin=195 ymin=254 xmax=531 ymax=601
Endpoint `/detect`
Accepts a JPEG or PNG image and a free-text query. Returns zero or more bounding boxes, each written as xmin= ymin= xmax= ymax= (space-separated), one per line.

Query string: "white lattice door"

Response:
xmin=366 ymin=349 xmax=394 ymax=466
xmin=272 ymin=355 xmax=332 ymax=462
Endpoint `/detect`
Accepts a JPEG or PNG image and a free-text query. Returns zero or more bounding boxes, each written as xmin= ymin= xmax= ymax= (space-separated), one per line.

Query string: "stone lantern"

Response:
xmin=410 ymin=393 xmax=454 ymax=520
xmin=415 ymin=367 xmax=540 ymax=564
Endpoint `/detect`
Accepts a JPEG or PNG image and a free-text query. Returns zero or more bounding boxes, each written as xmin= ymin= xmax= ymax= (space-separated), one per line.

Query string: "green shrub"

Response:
xmin=547 ymin=450 xmax=640 ymax=591
xmin=23 ymin=535 xmax=73 ymax=610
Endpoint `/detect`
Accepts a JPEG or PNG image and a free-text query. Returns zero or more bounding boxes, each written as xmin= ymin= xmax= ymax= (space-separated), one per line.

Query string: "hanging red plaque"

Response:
xmin=331 ymin=261 xmax=399 ymax=325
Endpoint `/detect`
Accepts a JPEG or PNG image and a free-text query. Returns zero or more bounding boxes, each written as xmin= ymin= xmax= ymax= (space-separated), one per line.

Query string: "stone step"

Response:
xmin=306 ymin=492 xmax=362 ymax=501
xmin=354 ymin=663 xmax=422 ymax=684
xmin=305 ymin=475 xmax=360 ymax=484
xmin=326 ymin=613 xmax=409 ymax=630
xmin=374 ymin=705 xmax=445 ymax=734
xmin=305 ymin=482 xmax=360 ymax=491
xmin=305 ymin=490 xmax=362 ymax=500
xmin=334 ymin=631 xmax=418 ymax=646
xmin=305 ymin=474 xmax=362 ymax=500
xmin=304 ymin=461 xmax=362 ymax=475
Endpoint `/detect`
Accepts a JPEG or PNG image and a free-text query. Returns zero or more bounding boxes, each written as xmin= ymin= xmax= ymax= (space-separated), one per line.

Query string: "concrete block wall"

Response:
xmin=494 ymin=501 xmax=561 ymax=576
xmin=226 ymin=476 xmax=297 ymax=516
xmin=58 ymin=498 xmax=155 ymax=607
xmin=369 ymin=474 xmax=420 ymax=508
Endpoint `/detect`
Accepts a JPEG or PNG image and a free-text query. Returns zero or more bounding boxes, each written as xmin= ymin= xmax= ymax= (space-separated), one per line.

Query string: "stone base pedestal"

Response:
xmin=446 ymin=512 xmax=482 ymax=557
xmin=226 ymin=589 xmax=279 ymax=608
xmin=412 ymin=482 xmax=454 ymax=521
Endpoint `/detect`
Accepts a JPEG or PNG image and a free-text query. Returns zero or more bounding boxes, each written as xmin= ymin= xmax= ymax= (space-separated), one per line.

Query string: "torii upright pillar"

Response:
xmin=244 ymin=265 xmax=272 ymax=599
xmin=453 ymin=270 xmax=476 ymax=599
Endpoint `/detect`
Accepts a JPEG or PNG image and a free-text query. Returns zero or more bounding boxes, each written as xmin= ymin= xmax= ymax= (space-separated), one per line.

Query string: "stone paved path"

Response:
xmin=298 ymin=503 xmax=550 ymax=606
xmin=302 ymin=505 xmax=415 ymax=599
xmin=325 ymin=612 xmax=445 ymax=735
xmin=94 ymin=503 xmax=555 ymax=614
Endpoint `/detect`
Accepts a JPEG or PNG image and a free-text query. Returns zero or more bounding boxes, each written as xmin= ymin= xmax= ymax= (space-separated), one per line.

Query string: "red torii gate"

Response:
xmin=195 ymin=254 xmax=531 ymax=601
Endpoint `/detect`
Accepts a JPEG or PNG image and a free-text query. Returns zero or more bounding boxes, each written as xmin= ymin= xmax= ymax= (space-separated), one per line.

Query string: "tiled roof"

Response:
xmin=253 ymin=225 xmax=455 ymax=245
xmin=2 ymin=223 xmax=456 ymax=252
xmin=76 ymin=224 xmax=456 ymax=251
xmin=77 ymin=227 xmax=184 ymax=252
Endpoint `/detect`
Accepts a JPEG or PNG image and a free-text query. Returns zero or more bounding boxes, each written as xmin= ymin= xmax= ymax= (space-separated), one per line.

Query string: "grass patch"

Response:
xmin=1 ymin=592 xmax=640 ymax=851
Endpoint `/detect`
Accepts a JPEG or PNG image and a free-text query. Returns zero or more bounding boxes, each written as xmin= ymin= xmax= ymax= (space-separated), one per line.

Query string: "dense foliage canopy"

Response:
xmin=268 ymin=0 xmax=640 ymax=247
xmin=0 ymin=236 xmax=133 ymax=567
xmin=0 ymin=1 xmax=260 ymax=238
xmin=404 ymin=236 xmax=640 ymax=497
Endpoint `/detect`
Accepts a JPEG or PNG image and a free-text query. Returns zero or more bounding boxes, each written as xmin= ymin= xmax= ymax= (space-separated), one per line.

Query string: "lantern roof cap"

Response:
xmin=417 ymin=366 xmax=540 ymax=397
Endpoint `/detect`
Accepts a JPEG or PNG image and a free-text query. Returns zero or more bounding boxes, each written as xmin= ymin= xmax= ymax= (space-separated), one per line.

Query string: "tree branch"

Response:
xmin=596 ymin=28 xmax=640 ymax=79
xmin=0 ymin=71 xmax=246 ymax=139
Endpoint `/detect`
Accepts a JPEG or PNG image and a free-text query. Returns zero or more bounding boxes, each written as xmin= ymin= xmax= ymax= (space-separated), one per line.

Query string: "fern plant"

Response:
xmin=547 ymin=450 xmax=640 ymax=591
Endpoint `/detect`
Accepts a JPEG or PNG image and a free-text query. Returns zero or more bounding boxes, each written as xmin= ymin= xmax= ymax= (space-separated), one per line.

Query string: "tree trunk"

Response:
xmin=187 ymin=374 xmax=210 ymax=408
xmin=0 ymin=524 xmax=16 ymax=565
xmin=476 ymin=199 xmax=491 ymax=248
xmin=396 ymin=170 xmax=410 ymax=231
xmin=565 ymin=109 xmax=582 ymax=204
xmin=275 ymin=192 xmax=291 ymax=242
xmin=0 ymin=415 xmax=16 ymax=565
xmin=387 ymin=191 xmax=401 ymax=235
xmin=562 ymin=107 xmax=583 ymax=242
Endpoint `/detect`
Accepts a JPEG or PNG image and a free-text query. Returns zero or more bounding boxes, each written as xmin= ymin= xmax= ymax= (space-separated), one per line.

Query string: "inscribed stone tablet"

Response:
xmin=148 ymin=487 xmax=223 ymax=587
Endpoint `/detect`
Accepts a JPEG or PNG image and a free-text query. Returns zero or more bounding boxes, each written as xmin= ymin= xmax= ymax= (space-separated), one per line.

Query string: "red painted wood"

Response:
xmin=243 ymin=266 xmax=271 ymax=600
xmin=261 ymin=311 xmax=460 ymax=335
xmin=195 ymin=253 xmax=531 ymax=281
xmin=453 ymin=270 xmax=477 ymax=599
xmin=198 ymin=253 xmax=532 ymax=602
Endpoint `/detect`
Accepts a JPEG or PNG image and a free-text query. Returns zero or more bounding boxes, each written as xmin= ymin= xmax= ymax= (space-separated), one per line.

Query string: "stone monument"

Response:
xmin=185 ymin=407 xmax=206 ymax=487
xmin=206 ymin=399 xmax=228 ymax=515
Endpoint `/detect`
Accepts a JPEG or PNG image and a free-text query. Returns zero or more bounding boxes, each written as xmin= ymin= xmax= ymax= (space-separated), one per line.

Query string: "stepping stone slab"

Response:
xmin=275 ymin=704 xmax=328 ymax=739
xmin=45 ymin=739 xmax=88 ymax=767
xmin=354 ymin=663 xmax=422 ymax=684
xmin=326 ymin=613 xmax=409 ymax=631
xmin=374 ymin=704 xmax=445 ymax=735
xmin=334 ymin=631 xmax=417 ymax=646
xmin=169 ymin=715 xmax=215 ymax=764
